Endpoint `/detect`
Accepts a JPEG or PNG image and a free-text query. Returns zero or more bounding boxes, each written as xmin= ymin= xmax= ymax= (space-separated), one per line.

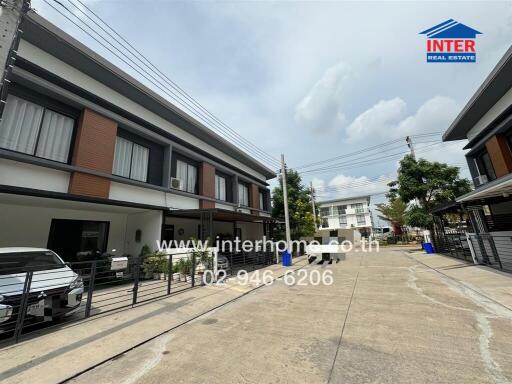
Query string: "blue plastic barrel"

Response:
xmin=423 ymin=242 xmax=434 ymax=254
xmin=282 ymin=250 xmax=292 ymax=266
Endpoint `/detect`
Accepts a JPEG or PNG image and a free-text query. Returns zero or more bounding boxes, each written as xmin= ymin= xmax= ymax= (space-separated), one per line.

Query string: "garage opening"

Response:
xmin=47 ymin=219 xmax=110 ymax=263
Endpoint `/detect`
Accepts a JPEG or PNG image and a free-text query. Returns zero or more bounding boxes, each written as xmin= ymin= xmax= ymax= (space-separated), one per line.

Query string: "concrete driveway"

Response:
xmin=66 ymin=248 xmax=512 ymax=384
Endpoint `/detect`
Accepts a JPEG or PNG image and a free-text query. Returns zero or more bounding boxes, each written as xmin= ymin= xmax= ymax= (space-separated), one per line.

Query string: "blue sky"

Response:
xmin=32 ymin=0 xmax=512 ymax=212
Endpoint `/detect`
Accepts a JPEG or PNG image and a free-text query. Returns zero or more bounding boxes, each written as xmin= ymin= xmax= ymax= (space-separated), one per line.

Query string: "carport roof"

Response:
xmin=166 ymin=208 xmax=280 ymax=223
xmin=0 ymin=185 xmax=167 ymax=211
xmin=456 ymin=173 xmax=512 ymax=203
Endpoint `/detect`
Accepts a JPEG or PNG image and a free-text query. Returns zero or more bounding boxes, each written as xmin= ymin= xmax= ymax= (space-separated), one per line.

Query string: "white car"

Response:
xmin=0 ymin=248 xmax=84 ymax=333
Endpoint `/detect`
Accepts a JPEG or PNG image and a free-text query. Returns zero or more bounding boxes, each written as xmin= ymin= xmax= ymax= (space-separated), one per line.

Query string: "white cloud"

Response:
xmin=345 ymin=96 xmax=460 ymax=144
xmin=315 ymin=173 xmax=394 ymax=201
xmin=397 ymin=96 xmax=459 ymax=136
xmin=294 ymin=62 xmax=354 ymax=133
xmin=345 ymin=98 xmax=406 ymax=142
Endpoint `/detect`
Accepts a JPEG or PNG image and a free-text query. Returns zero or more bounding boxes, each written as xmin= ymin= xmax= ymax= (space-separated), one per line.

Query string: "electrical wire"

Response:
xmin=298 ymin=141 xmax=450 ymax=175
xmin=291 ymin=132 xmax=442 ymax=170
xmin=66 ymin=0 xmax=280 ymax=168
xmin=41 ymin=0 xmax=280 ymax=168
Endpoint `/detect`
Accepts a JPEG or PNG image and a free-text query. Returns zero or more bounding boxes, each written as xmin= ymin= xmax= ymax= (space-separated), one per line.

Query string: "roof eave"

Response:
xmin=442 ymin=44 xmax=512 ymax=142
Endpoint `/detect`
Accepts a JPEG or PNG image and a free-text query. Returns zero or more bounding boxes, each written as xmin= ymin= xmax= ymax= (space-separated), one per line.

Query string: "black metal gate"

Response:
xmin=431 ymin=215 xmax=473 ymax=262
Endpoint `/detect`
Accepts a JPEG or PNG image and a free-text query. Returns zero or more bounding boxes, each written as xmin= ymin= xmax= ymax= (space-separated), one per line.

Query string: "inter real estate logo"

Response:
xmin=420 ymin=19 xmax=482 ymax=63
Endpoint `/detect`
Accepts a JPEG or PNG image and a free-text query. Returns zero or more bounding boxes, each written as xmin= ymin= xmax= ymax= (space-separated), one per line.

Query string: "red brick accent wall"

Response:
xmin=249 ymin=183 xmax=260 ymax=215
xmin=486 ymin=135 xmax=512 ymax=178
xmin=68 ymin=172 xmax=111 ymax=198
xmin=68 ymin=109 xmax=118 ymax=198
xmin=199 ymin=162 xmax=215 ymax=209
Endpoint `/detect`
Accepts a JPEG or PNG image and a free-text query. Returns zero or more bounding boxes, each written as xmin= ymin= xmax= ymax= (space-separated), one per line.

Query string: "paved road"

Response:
xmin=69 ymin=248 xmax=512 ymax=384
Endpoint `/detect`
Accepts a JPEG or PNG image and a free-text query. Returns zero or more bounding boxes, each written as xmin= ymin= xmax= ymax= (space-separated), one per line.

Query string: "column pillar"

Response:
xmin=198 ymin=161 xmax=215 ymax=209
xmin=68 ymin=109 xmax=117 ymax=198
xmin=485 ymin=135 xmax=512 ymax=178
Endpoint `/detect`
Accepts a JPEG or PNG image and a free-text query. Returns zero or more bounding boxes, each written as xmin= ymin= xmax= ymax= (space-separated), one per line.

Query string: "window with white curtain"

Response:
xmin=238 ymin=183 xmax=249 ymax=206
xmin=112 ymin=136 xmax=149 ymax=182
xmin=176 ymin=159 xmax=197 ymax=193
xmin=0 ymin=94 xmax=74 ymax=163
xmin=215 ymin=174 xmax=226 ymax=201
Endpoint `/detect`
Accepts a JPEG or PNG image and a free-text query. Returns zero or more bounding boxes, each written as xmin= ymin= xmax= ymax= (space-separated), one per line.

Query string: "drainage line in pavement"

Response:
xmin=406 ymin=252 xmax=512 ymax=313
xmin=327 ymin=271 xmax=359 ymax=383
xmin=58 ymin=261 xmax=309 ymax=384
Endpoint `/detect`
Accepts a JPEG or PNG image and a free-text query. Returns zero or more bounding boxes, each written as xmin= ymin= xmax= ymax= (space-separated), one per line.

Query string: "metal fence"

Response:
xmin=468 ymin=234 xmax=512 ymax=273
xmin=222 ymin=251 xmax=275 ymax=276
xmin=0 ymin=248 xmax=278 ymax=345
xmin=0 ymin=250 xmax=212 ymax=345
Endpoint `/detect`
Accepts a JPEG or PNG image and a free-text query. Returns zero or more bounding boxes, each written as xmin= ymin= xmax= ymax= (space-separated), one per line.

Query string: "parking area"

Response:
xmin=0 ymin=248 xmax=275 ymax=345
xmin=1 ymin=248 xmax=512 ymax=383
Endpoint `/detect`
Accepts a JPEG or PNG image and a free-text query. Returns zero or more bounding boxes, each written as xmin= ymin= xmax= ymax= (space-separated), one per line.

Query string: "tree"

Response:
xmin=376 ymin=198 xmax=407 ymax=235
xmin=388 ymin=155 xmax=472 ymax=228
xmin=272 ymin=169 xmax=316 ymax=239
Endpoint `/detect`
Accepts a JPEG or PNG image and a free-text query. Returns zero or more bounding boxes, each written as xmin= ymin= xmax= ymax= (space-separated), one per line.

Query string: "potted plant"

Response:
xmin=157 ymin=255 xmax=168 ymax=280
xmin=181 ymin=258 xmax=192 ymax=282
xmin=195 ymin=248 xmax=213 ymax=285
xmin=142 ymin=251 xmax=166 ymax=280
xmin=176 ymin=258 xmax=187 ymax=282
xmin=171 ymin=260 xmax=181 ymax=282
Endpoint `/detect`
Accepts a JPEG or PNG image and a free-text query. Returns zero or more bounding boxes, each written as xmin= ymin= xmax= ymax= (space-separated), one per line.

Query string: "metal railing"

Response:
xmin=0 ymin=250 xmax=214 ymax=345
xmin=222 ymin=251 xmax=275 ymax=276
xmin=468 ymin=234 xmax=512 ymax=273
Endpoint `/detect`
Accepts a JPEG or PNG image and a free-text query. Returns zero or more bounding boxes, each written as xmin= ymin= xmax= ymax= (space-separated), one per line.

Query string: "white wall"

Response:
xmin=125 ymin=210 xmax=163 ymax=256
xmin=0 ymin=202 xmax=128 ymax=254
xmin=467 ymin=87 xmax=512 ymax=141
xmin=236 ymin=222 xmax=264 ymax=241
xmin=109 ymin=182 xmax=199 ymax=210
xmin=165 ymin=217 xmax=199 ymax=243
xmin=0 ymin=158 xmax=69 ymax=193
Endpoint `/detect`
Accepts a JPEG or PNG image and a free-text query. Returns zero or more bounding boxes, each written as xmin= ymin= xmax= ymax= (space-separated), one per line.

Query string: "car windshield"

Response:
xmin=0 ymin=251 xmax=66 ymax=274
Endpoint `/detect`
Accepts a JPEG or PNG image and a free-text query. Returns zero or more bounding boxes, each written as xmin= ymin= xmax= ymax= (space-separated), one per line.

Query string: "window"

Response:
xmin=215 ymin=174 xmax=226 ymax=201
xmin=175 ymin=159 xmax=197 ymax=193
xmin=353 ymin=203 xmax=365 ymax=213
xmin=259 ymin=190 xmax=269 ymax=211
xmin=238 ymin=183 xmax=249 ymax=206
xmin=336 ymin=205 xmax=347 ymax=215
xmin=474 ymin=151 xmax=496 ymax=182
xmin=322 ymin=218 xmax=328 ymax=228
xmin=339 ymin=215 xmax=347 ymax=225
xmin=356 ymin=214 xmax=366 ymax=225
xmin=113 ymin=136 xmax=149 ymax=182
xmin=320 ymin=207 xmax=331 ymax=217
xmin=0 ymin=94 xmax=74 ymax=163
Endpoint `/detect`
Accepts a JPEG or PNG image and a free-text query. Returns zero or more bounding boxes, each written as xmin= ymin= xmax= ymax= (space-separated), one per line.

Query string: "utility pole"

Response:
xmin=0 ymin=0 xmax=30 ymax=119
xmin=310 ymin=181 xmax=317 ymax=229
xmin=280 ymin=154 xmax=292 ymax=254
xmin=406 ymin=136 xmax=416 ymax=160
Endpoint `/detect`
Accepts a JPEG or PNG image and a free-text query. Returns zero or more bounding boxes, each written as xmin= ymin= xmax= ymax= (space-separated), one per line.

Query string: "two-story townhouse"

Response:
xmin=440 ymin=45 xmax=512 ymax=271
xmin=315 ymin=195 xmax=373 ymax=243
xmin=0 ymin=11 xmax=275 ymax=262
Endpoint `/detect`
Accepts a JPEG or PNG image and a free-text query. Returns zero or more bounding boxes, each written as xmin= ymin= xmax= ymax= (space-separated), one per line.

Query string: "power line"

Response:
xmin=42 ymin=0 xmax=280 ymax=168
xmin=298 ymin=141 xmax=448 ymax=175
xmin=291 ymin=133 xmax=442 ymax=170
xmin=67 ymin=0 xmax=280 ymax=168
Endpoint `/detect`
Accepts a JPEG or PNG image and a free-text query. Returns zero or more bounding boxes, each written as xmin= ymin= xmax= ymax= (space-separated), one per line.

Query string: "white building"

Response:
xmin=317 ymin=195 xmax=373 ymax=239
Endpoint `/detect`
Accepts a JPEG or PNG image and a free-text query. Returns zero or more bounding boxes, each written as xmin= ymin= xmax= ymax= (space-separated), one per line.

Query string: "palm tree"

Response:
xmin=376 ymin=198 xmax=407 ymax=235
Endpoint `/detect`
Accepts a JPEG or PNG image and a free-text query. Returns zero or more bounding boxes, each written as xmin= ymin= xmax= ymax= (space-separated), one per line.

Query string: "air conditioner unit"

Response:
xmin=170 ymin=177 xmax=183 ymax=190
xmin=474 ymin=175 xmax=488 ymax=187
